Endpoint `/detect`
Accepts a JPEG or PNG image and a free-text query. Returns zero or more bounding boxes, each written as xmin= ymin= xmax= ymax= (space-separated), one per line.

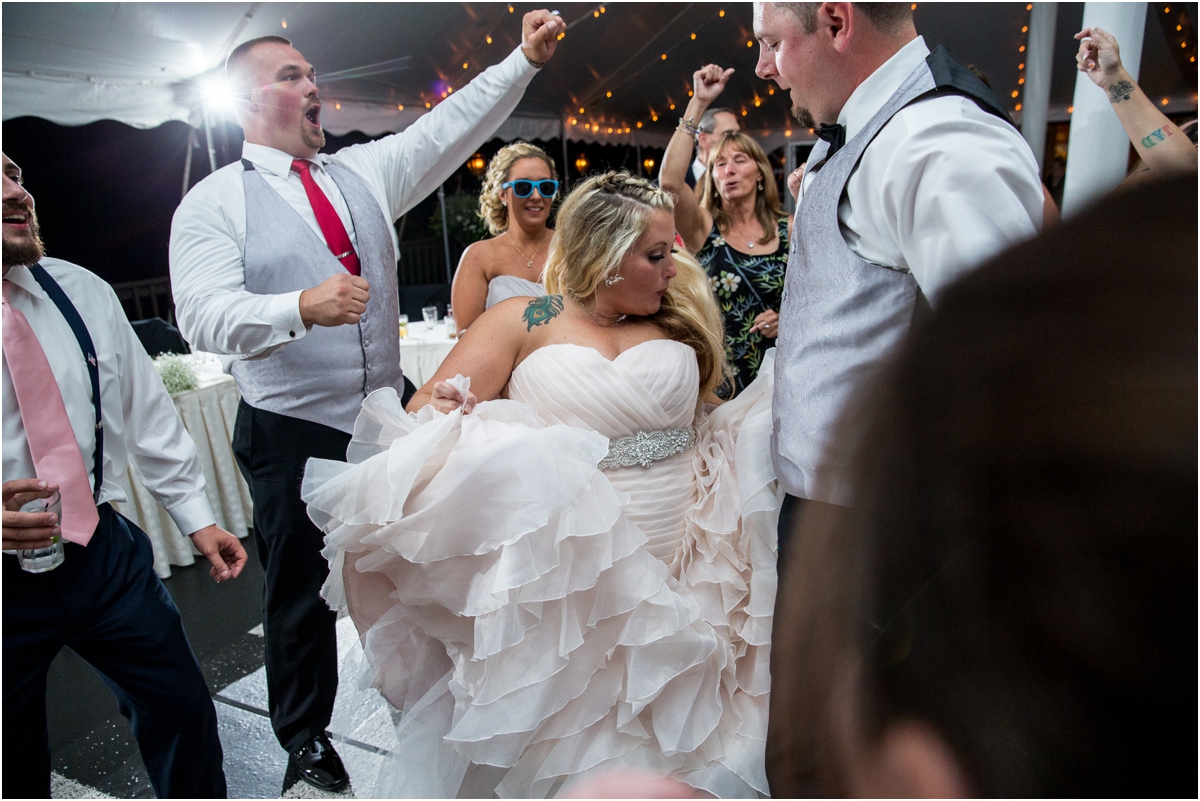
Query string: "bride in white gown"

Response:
xmin=303 ymin=172 xmax=781 ymax=798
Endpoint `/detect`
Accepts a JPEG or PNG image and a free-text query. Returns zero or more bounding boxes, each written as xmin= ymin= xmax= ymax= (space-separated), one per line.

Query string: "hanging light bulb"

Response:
xmin=467 ymin=153 xmax=487 ymax=176
xmin=575 ymin=153 xmax=590 ymax=172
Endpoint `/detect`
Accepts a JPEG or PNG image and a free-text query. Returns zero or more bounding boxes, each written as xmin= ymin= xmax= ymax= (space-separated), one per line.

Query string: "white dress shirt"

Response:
xmin=2 ymin=258 xmax=216 ymax=536
xmin=799 ymin=36 xmax=1043 ymax=301
xmin=691 ymin=158 xmax=706 ymax=184
xmin=170 ymin=45 xmax=538 ymax=359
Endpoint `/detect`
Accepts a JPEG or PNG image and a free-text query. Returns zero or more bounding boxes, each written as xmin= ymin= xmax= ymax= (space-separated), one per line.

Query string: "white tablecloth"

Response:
xmin=111 ymin=355 xmax=253 ymax=578
xmin=399 ymin=323 xmax=458 ymax=388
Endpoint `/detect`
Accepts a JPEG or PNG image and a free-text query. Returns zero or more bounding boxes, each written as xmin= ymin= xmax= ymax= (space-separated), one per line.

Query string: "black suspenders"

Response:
xmin=29 ymin=264 xmax=103 ymax=501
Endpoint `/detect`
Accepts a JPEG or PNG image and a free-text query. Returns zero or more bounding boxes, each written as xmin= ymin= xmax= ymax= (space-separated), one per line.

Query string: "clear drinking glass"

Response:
xmin=422 ymin=305 xmax=438 ymax=330
xmin=444 ymin=305 xmax=456 ymax=339
xmin=18 ymin=490 xmax=64 ymax=573
xmin=398 ymin=314 xmax=409 ymax=339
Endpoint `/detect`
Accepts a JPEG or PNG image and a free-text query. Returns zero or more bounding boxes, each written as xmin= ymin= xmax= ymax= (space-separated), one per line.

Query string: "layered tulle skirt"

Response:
xmin=303 ymin=353 xmax=780 ymax=798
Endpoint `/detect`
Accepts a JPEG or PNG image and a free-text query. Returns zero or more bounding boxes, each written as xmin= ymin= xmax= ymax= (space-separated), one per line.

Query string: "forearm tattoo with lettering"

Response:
xmin=1141 ymin=124 xmax=1175 ymax=149
xmin=523 ymin=294 xmax=564 ymax=331
xmin=1107 ymin=79 xmax=1134 ymax=103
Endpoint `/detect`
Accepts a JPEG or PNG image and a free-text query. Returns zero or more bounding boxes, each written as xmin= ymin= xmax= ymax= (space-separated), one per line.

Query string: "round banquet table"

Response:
xmin=399 ymin=322 xmax=458 ymax=388
xmin=111 ymin=354 xmax=253 ymax=578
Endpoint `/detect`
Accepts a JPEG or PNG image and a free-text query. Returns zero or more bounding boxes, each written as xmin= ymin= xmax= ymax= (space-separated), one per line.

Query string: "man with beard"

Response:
xmin=169 ymin=10 xmax=563 ymax=792
xmin=2 ymin=153 xmax=247 ymax=798
xmin=752 ymin=3 xmax=1042 ymax=521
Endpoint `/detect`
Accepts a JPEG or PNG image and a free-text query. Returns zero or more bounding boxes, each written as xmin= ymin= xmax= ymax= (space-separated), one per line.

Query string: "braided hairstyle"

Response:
xmin=477 ymin=142 xmax=559 ymax=236
xmin=544 ymin=171 xmax=730 ymax=399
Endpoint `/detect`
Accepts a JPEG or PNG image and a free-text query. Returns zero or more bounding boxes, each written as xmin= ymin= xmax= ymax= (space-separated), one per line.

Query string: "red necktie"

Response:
xmin=2 ymin=280 xmax=99 ymax=545
xmin=290 ymin=159 xmax=361 ymax=276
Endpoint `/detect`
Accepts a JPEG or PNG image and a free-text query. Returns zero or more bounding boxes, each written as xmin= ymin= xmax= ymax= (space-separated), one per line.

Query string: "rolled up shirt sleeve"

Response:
xmin=170 ymin=178 xmax=309 ymax=358
xmin=108 ymin=288 xmax=216 ymax=536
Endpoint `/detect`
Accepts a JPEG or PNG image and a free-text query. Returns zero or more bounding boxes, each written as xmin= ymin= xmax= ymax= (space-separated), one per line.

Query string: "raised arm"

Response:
xmin=336 ymin=10 xmax=565 ymax=222
xmin=661 ymin=65 xmax=731 ymax=253
xmin=1075 ymin=27 xmax=1198 ymax=178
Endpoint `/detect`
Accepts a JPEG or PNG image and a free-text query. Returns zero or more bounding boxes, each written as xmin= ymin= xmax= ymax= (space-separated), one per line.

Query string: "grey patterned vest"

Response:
xmin=231 ymin=160 xmax=402 ymax=434
xmin=772 ymin=47 xmax=1013 ymax=504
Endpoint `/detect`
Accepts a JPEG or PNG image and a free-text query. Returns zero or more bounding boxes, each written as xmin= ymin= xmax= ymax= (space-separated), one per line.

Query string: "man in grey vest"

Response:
xmin=169 ymin=12 xmax=563 ymax=791
xmin=752 ymin=3 xmax=1042 ymax=532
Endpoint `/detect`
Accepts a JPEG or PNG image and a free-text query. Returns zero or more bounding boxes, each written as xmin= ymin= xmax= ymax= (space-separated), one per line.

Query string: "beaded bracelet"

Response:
xmin=522 ymin=50 xmax=546 ymax=69
xmin=677 ymin=117 xmax=701 ymax=136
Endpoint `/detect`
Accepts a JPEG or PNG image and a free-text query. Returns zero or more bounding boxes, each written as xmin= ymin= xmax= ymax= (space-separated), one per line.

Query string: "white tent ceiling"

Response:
xmin=4 ymin=3 xmax=1196 ymax=154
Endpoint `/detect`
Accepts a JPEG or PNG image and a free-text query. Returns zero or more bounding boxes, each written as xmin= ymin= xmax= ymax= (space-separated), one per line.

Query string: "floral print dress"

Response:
xmin=698 ymin=216 xmax=789 ymax=398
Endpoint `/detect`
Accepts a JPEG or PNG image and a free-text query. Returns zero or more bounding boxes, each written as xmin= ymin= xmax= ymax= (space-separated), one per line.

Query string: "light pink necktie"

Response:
xmin=2 ymin=280 xmax=98 ymax=545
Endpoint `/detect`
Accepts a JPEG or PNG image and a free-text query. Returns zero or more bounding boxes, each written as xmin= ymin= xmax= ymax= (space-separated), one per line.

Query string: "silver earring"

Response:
xmin=757 ymin=181 xmax=764 ymax=191
xmin=604 ymin=274 xmax=624 ymax=287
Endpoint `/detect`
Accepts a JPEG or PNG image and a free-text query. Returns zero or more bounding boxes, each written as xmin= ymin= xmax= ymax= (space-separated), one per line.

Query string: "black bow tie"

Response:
xmin=815 ymin=123 xmax=846 ymax=158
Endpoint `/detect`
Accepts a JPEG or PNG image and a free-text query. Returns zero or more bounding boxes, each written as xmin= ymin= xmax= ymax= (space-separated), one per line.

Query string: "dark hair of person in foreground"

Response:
xmin=767 ymin=173 xmax=1198 ymax=797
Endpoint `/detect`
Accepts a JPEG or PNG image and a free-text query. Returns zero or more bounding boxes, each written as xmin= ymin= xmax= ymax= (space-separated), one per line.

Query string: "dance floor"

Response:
xmin=45 ymin=538 xmax=395 ymax=799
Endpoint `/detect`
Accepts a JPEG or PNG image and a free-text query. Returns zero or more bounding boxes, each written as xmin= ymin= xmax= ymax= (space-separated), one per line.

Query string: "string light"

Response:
xmin=594 ymin=9 xmax=600 ymax=17
xmin=1162 ymin=97 xmax=1170 ymax=105
xmin=1011 ymin=90 xmax=1019 ymax=98
xmin=754 ymin=99 xmax=761 ymax=106
xmin=651 ymin=114 xmax=659 ymax=121
xmin=398 ymin=104 xmax=404 ymax=110
xmin=1019 ymin=45 xmax=1026 ymax=52
xmin=1018 ymin=77 xmax=1025 ymax=84
xmin=911 ymin=3 xmax=916 ymax=8
xmin=643 ymin=157 xmax=656 ymax=170
xmin=509 ymin=4 xmax=514 ymax=11
xmin=636 ymin=121 xmax=643 ymax=128
xmin=719 ymin=9 xmax=725 ymax=17
xmin=425 ymin=102 xmax=431 ymax=108
xmin=606 ymin=91 xmax=612 ymax=97
xmin=486 ymin=35 xmax=493 ymax=44
xmin=463 ymin=62 xmax=469 ymax=69
xmin=281 ymin=19 xmax=287 ymax=28
xmin=579 ymin=107 xmax=585 ymax=113
xmin=335 ymin=102 xmax=341 ymax=109
xmin=1015 ymin=103 xmax=1022 ymax=110
xmin=600 ymin=5 xmax=606 ymax=12
xmin=688 ymin=90 xmax=693 ymax=96
xmin=669 ymin=103 xmax=676 ymax=109
xmin=661 ymin=53 xmax=667 ymax=60
xmin=1067 ymin=106 xmax=1074 ymax=113
xmin=785 ymin=129 xmax=792 ymax=136
xmin=1019 ymin=62 xmax=1025 ymax=69
xmin=1022 ymin=25 xmax=1028 ymax=32
xmin=768 ymin=87 xmax=775 ymax=95
xmin=691 ymin=33 xmax=697 ymax=39
xmin=741 ymin=109 xmax=747 ymax=116
xmin=570 ymin=117 xmax=577 ymax=124
xmin=575 ymin=153 xmax=589 ymax=172
xmin=747 ymin=40 xmax=754 ymax=47
xmin=557 ymin=31 xmax=565 ymax=40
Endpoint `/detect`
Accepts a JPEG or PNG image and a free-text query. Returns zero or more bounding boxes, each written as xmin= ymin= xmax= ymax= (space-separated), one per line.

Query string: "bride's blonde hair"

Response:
xmin=543 ymin=171 xmax=729 ymax=399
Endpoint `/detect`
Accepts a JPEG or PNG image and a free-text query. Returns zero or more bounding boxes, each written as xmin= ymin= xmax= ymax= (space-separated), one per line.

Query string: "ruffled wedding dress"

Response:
xmin=303 ymin=340 xmax=781 ymax=798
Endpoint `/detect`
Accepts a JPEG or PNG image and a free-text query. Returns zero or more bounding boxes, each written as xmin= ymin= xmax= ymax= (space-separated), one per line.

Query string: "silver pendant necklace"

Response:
xmin=507 ymin=230 xmax=545 ymax=269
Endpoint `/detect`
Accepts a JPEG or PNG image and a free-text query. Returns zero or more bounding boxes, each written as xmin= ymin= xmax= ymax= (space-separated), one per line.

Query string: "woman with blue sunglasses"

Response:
xmin=451 ymin=142 xmax=558 ymax=333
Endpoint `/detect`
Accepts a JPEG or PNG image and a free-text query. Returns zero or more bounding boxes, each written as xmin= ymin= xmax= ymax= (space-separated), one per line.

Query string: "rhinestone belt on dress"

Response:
xmin=597 ymin=427 xmax=697 ymax=470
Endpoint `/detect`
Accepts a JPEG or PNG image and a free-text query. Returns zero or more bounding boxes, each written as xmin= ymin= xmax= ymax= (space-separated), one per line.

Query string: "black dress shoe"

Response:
xmin=288 ymin=732 xmax=349 ymax=792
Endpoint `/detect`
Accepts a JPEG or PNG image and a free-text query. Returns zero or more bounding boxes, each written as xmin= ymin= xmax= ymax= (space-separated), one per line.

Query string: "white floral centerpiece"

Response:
xmin=153 ymin=354 xmax=198 ymax=395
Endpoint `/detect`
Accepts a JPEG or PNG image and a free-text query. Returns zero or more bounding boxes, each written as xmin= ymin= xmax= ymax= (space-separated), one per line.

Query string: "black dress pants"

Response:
xmin=232 ymin=401 xmax=351 ymax=754
xmin=3 ymin=504 xmax=226 ymax=798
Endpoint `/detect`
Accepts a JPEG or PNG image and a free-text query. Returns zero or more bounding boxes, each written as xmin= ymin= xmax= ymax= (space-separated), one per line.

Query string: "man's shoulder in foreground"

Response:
xmin=176 ymin=160 xmax=248 ymax=213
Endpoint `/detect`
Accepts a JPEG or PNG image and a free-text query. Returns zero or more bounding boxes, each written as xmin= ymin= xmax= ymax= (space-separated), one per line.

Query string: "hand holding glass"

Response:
xmin=18 ymin=490 xmax=64 ymax=573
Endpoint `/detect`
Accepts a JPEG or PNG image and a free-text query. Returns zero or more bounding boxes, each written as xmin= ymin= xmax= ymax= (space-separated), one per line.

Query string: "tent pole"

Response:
xmin=561 ymin=116 xmax=570 ymax=191
xmin=438 ymin=183 xmax=453 ymax=285
xmin=182 ymin=127 xmax=196 ymax=201
xmin=203 ymin=107 xmax=218 ymax=174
